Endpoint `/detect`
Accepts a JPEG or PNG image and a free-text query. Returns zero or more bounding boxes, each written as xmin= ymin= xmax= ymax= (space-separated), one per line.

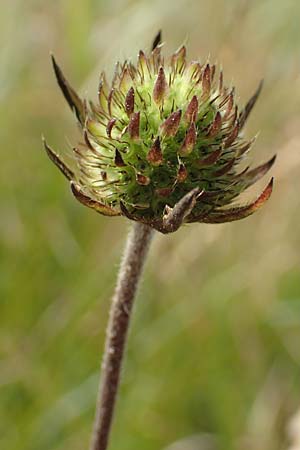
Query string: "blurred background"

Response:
xmin=1 ymin=0 xmax=300 ymax=449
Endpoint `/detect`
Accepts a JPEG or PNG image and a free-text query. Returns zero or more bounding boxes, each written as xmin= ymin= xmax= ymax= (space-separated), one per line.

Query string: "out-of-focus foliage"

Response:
xmin=1 ymin=1 xmax=300 ymax=450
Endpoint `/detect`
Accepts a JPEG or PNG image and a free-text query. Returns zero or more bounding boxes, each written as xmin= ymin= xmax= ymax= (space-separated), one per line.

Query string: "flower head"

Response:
xmin=44 ymin=32 xmax=275 ymax=233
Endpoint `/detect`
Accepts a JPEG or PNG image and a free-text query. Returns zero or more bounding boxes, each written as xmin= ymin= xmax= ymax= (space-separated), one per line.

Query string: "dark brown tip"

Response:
xmin=223 ymin=91 xmax=234 ymax=119
xmin=43 ymin=137 xmax=74 ymax=180
xmin=161 ymin=110 xmax=182 ymax=137
xmin=70 ymin=182 xmax=120 ymax=216
xmin=152 ymin=30 xmax=162 ymax=51
xmin=202 ymin=178 xmax=274 ymax=224
xmin=114 ymin=149 xmax=126 ymax=167
xmin=155 ymin=187 xmax=174 ymax=197
xmin=106 ymin=118 xmax=117 ymax=138
xmin=179 ymin=122 xmax=197 ymax=155
xmin=243 ymin=155 xmax=276 ymax=188
xmin=128 ymin=111 xmax=140 ymax=140
xmin=207 ymin=111 xmax=222 ymax=138
xmin=239 ymin=80 xmax=264 ymax=129
xmin=202 ymin=64 xmax=211 ymax=97
xmin=153 ymin=67 xmax=168 ymax=104
xmin=196 ymin=148 xmax=222 ymax=167
xmin=136 ymin=173 xmax=150 ymax=185
xmin=177 ymin=163 xmax=188 ymax=182
xmin=51 ymin=54 xmax=85 ymax=125
xmin=210 ymin=64 xmax=216 ymax=82
xmin=147 ymin=137 xmax=163 ymax=166
xmin=219 ymin=70 xmax=223 ymax=91
xmin=125 ymin=87 xmax=135 ymax=116
xmin=185 ymin=95 xmax=199 ymax=124
xmin=224 ymin=122 xmax=239 ymax=148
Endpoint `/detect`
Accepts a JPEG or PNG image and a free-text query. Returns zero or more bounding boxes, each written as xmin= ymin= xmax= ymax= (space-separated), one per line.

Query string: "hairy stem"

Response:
xmin=90 ymin=222 xmax=154 ymax=450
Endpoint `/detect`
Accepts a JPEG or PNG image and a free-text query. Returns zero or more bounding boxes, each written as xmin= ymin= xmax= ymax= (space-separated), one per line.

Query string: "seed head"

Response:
xmin=44 ymin=34 xmax=275 ymax=234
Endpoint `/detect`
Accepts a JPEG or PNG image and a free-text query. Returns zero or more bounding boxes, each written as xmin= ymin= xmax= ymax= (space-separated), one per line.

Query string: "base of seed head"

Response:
xmin=44 ymin=33 xmax=275 ymax=234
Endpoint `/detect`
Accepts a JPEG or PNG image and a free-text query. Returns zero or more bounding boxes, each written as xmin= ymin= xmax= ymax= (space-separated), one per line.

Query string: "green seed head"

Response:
xmin=44 ymin=33 xmax=275 ymax=233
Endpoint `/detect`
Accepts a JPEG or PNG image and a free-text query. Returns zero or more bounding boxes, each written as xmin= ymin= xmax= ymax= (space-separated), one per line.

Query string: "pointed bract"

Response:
xmin=201 ymin=178 xmax=273 ymax=223
xmin=185 ymin=95 xmax=199 ymax=124
xmin=177 ymin=163 xmax=188 ymax=182
xmin=161 ymin=110 xmax=182 ymax=137
xmin=147 ymin=137 xmax=163 ymax=165
xmin=115 ymin=149 xmax=126 ymax=167
xmin=136 ymin=173 xmax=150 ymax=185
xmin=43 ymin=138 xmax=74 ymax=180
xmin=153 ymin=67 xmax=168 ymax=104
xmin=106 ymin=118 xmax=117 ymax=138
xmin=152 ymin=30 xmax=162 ymax=51
xmin=202 ymin=64 xmax=211 ymax=97
xmin=51 ymin=55 xmax=85 ymax=125
xmin=239 ymin=80 xmax=263 ymax=129
xmin=125 ymin=87 xmax=135 ymax=116
xmin=70 ymin=182 xmax=120 ymax=216
xmin=207 ymin=112 xmax=222 ymax=137
xmin=128 ymin=112 xmax=140 ymax=140
xmin=196 ymin=149 xmax=222 ymax=167
xmin=243 ymin=155 xmax=276 ymax=187
xmin=179 ymin=122 xmax=197 ymax=155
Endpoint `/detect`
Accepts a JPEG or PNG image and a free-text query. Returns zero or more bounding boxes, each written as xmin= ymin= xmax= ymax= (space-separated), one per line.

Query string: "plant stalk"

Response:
xmin=90 ymin=222 xmax=154 ymax=450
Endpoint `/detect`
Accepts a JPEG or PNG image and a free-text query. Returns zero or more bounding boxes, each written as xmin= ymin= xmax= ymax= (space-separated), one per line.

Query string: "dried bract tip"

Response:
xmin=152 ymin=30 xmax=162 ymax=51
xmin=136 ymin=173 xmax=150 ymax=185
xmin=115 ymin=149 xmax=126 ymax=167
xmin=223 ymin=91 xmax=234 ymax=119
xmin=153 ymin=67 xmax=168 ymax=104
xmin=200 ymin=178 xmax=273 ymax=224
xmin=106 ymin=118 xmax=117 ymax=138
xmin=147 ymin=137 xmax=163 ymax=166
xmin=239 ymin=80 xmax=264 ymax=129
xmin=177 ymin=163 xmax=188 ymax=182
xmin=128 ymin=112 xmax=140 ymax=140
xmin=43 ymin=138 xmax=74 ymax=180
xmin=51 ymin=55 xmax=85 ymax=125
xmin=179 ymin=122 xmax=197 ymax=155
xmin=70 ymin=182 xmax=121 ymax=216
xmin=125 ymin=87 xmax=135 ymax=116
xmin=224 ymin=122 xmax=239 ymax=148
xmin=202 ymin=64 xmax=211 ymax=97
xmin=185 ymin=95 xmax=199 ymax=124
xmin=207 ymin=112 xmax=222 ymax=137
xmin=196 ymin=149 xmax=222 ymax=167
xmin=161 ymin=110 xmax=182 ymax=137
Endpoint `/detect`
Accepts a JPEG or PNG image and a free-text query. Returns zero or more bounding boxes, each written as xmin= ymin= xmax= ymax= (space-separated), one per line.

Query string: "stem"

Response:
xmin=90 ymin=222 xmax=154 ymax=450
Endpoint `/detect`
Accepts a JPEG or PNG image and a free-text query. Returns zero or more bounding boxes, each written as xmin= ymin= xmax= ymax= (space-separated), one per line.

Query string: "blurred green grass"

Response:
xmin=1 ymin=1 xmax=300 ymax=449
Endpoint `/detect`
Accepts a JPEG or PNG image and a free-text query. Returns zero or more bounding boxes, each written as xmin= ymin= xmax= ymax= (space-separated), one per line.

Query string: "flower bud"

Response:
xmin=46 ymin=37 xmax=275 ymax=233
